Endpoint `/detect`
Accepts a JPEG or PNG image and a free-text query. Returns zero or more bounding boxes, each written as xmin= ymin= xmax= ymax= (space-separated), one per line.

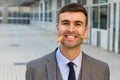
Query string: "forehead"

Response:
xmin=59 ymin=12 xmax=86 ymax=22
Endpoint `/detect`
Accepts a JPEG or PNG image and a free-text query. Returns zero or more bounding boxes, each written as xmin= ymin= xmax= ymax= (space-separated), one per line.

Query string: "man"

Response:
xmin=26 ymin=3 xmax=110 ymax=80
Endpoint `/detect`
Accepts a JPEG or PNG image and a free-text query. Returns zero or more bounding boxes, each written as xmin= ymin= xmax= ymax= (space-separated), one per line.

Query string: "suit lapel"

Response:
xmin=46 ymin=49 xmax=63 ymax=80
xmin=56 ymin=64 xmax=63 ymax=80
xmin=46 ymin=52 xmax=57 ymax=80
xmin=78 ymin=52 xmax=90 ymax=80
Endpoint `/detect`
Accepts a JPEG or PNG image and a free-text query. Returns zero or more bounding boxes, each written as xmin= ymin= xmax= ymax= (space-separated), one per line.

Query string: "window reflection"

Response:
xmin=0 ymin=6 xmax=3 ymax=23
xmin=100 ymin=5 xmax=107 ymax=29
xmin=44 ymin=1 xmax=48 ymax=21
xmin=40 ymin=3 xmax=43 ymax=21
xmin=77 ymin=0 xmax=86 ymax=5
xmin=49 ymin=0 xmax=52 ymax=22
xmin=65 ymin=0 xmax=71 ymax=5
xmin=92 ymin=5 xmax=108 ymax=30
xmin=8 ymin=6 xmax=30 ymax=24
xmin=93 ymin=6 xmax=99 ymax=28
xmin=57 ymin=0 xmax=62 ymax=9
xmin=93 ymin=0 xmax=108 ymax=4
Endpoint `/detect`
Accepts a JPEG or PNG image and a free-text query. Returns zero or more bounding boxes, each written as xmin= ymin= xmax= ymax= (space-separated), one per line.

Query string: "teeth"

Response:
xmin=67 ymin=36 xmax=75 ymax=39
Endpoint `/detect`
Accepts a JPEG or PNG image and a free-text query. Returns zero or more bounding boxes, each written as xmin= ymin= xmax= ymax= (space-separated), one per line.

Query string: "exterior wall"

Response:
xmin=30 ymin=0 xmax=120 ymax=54
xmin=0 ymin=4 xmax=30 ymax=24
xmin=0 ymin=0 xmax=30 ymax=24
xmin=0 ymin=0 xmax=21 ymax=4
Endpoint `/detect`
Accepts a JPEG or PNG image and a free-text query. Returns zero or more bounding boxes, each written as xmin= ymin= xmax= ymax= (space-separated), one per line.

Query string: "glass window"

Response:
xmin=40 ymin=12 xmax=43 ymax=21
xmin=49 ymin=0 xmax=52 ymax=10
xmin=0 ymin=6 xmax=2 ymax=17
xmin=40 ymin=3 xmax=43 ymax=21
xmin=92 ymin=5 xmax=108 ymax=30
xmin=77 ymin=0 xmax=86 ymax=5
xmin=48 ymin=14 xmax=52 ymax=21
xmin=33 ymin=7 xmax=35 ymax=20
xmin=0 ymin=19 xmax=2 ymax=23
xmin=93 ymin=6 xmax=99 ymax=28
xmin=8 ymin=6 xmax=19 ymax=17
xmin=37 ymin=6 xmax=39 ymax=20
xmin=7 ymin=6 xmax=30 ymax=24
xmin=45 ymin=1 xmax=48 ymax=11
xmin=45 ymin=12 xmax=47 ymax=21
xmin=65 ymin=0 xmax=71 ymax=5
xmin=100 ymin=5 xmax=107 ymax=29
xmin=30 ymin=7 xmax=33 ymax=20
xmin=49 ymin=0 xmax=52 ymax=22
xmin=21 ymin=7 xmax=30 ymax=14
xmin=45 ymin=1 xmax=48 ymax=21
xmin=57 ymin=0 xmax=62 ymax=9
xmin=40 ymin=3 xmax=43 ymax=11
xmin=93 ymin=0 xmax=108 ymax=4
xmin=0 ymin=6 xmax=2 ymax=23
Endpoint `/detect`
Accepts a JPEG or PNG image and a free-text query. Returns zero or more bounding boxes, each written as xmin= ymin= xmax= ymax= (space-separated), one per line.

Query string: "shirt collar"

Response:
xmin=72 ymin=51 xmax=82 ymax=67
xmin=56 ymin=48 xmax=82 ymax=66
xmin=56 ymin=48 xmax=69 ymax=67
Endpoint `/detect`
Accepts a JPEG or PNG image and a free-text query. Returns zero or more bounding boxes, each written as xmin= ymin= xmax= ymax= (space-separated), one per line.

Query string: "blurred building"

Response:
xmin=0 ymin=0 xmax=32 ymax=24
xmin=0 ymin=0 xmax=120 ymax=54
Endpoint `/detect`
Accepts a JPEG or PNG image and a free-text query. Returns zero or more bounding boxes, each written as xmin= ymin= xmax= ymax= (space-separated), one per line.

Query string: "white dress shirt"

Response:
xmin=56 ymin=48 xmax=82 ymax=80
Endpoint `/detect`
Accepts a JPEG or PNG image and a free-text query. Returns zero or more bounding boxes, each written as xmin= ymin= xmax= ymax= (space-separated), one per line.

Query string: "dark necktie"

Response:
xmin=68 ymin=62 xmax=76 ymax=80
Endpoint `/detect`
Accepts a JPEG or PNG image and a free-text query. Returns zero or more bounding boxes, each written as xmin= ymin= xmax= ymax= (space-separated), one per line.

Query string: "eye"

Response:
xmin=75 ymin=23 xmax=82 ymax=27
xmin=62 ymin=22 xmax=69 ymax=26
xmin=75 ymin=21 xmax=84 ymax=27
xmin=76 ymin=23 xmax=81 ymax=26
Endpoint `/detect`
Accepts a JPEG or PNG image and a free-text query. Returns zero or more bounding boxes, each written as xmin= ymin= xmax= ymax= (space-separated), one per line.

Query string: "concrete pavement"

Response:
xmin=0 ymin=24 xmax=120 ymax=80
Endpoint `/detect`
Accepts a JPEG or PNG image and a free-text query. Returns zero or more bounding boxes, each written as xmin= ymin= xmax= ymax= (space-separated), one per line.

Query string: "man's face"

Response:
xmin=56 ymin=12 xmax=88 ymax=48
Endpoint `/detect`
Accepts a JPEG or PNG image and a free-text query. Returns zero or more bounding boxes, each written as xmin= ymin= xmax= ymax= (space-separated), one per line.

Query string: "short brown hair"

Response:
xmin=57 ymin=3 xmax=88 ymax=25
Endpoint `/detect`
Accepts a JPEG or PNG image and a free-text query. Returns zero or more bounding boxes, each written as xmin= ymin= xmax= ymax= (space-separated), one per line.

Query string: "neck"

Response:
xmin=60 ymin=45 xmax=81 ymax=61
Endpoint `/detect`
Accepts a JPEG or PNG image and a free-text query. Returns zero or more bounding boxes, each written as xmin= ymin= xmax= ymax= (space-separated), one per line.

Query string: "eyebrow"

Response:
xmin=61 ymin=20 xmax=84 ymax=25
xmin=61 ymin=20 xmax=69 ymax=23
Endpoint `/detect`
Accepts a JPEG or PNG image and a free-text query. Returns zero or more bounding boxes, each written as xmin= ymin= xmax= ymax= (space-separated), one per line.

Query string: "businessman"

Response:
xmin=26 ymin=3 xmax=110 ymax=80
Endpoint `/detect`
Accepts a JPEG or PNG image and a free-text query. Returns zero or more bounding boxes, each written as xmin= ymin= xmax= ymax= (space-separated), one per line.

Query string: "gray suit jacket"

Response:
xmin=26 ymin=48 xmax=110 ymax=80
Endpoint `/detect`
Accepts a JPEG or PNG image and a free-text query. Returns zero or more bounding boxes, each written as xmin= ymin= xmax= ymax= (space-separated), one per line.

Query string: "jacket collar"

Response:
xmin=46 ymin=48 xmax=63 ymax=80
xmin=46 ymin=48 xmax=90 ymax=80
xmin=79 ymin=52 xmax=90 ymax=80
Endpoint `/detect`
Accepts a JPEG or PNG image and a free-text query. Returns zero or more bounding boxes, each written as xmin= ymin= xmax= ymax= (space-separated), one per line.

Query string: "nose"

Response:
xmin=67 ymin=24 xmax=75 ymax=33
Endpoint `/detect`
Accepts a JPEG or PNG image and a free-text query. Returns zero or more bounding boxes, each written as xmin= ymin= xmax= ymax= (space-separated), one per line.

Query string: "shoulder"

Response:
xmin=26 ymin=50 xmax=56 ymax=69
xmin=82 ymin=52 xmax=109 ymax=68
xmin=82 ymin=52 xmax=110 ymax=79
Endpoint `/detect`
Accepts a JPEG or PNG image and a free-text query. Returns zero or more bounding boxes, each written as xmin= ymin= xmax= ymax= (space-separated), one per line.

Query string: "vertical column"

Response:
xmin=109 ymin=3 xmax=114 ymax=52
xmin=119 ymin=2 xmax=120 ymax=53
xmin=114 ymin=2 xmax=119 ymax=53
xmin=87 ymin=6 xmax=92 ymax=44
xmin=86 ymin=0 xmax=92 ymax=44
xmin=3 ymin=4 xmax=8 ymax=24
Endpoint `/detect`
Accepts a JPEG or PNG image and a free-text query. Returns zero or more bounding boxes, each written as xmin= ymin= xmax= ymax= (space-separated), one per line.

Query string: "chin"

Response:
xmin=63 ymin=43 xmax=81 ymax=49
xmin=61 ymin=40 xmax=82 ymax=48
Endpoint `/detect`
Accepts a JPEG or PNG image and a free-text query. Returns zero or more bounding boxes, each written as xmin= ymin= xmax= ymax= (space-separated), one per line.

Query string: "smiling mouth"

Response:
xmin=57 ymin=34 xmax=88 ymax=43
xmin=65 ymin=34 xmax=78 ymax=40
xmin=67 ymin=35 xmax=74 ymax=38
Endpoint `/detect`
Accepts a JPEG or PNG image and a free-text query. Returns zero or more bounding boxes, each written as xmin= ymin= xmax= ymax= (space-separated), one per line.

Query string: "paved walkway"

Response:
xmin=0 ymin=24 xmax=120 ymax=80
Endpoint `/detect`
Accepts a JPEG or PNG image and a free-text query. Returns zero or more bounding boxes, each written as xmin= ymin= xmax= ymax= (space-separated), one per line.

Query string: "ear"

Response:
xmin=84 ymin=26 xmax=89 ymax=36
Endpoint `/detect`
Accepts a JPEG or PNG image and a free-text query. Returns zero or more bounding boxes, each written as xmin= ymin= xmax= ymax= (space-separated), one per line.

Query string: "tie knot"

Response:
xmin=67 ymin=62 xmax=74 ymax=68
